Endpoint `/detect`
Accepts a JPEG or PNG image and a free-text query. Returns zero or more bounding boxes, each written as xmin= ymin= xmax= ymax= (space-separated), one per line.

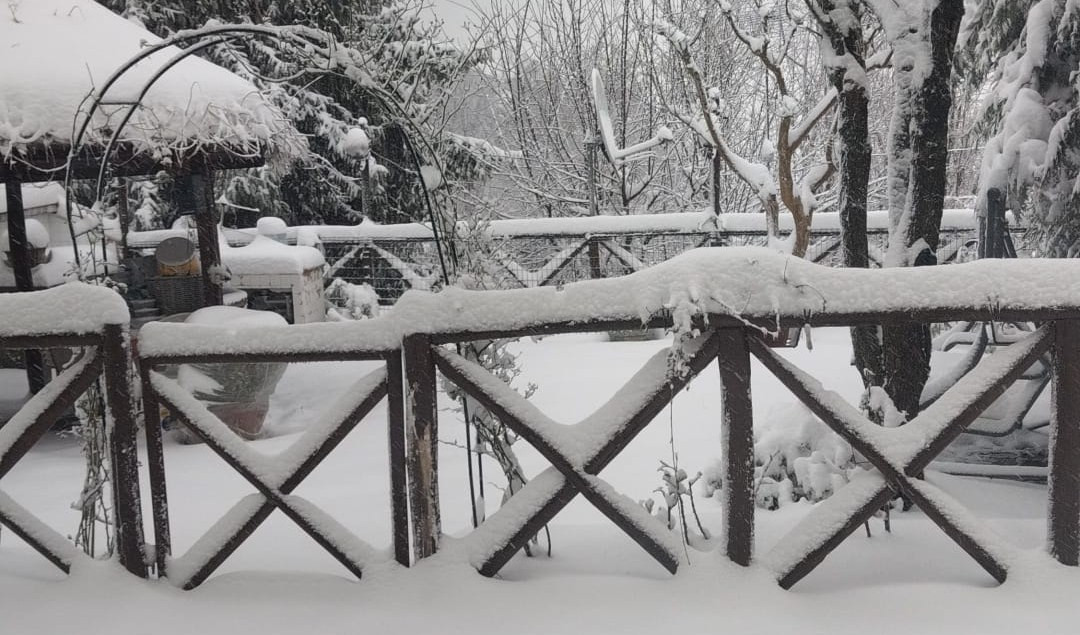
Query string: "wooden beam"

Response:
xmin=403 ymin=335 xmax=441 ymax=560
xmin=3 ymin=179 xmax=47 ymax=393
xmin=1050 ymin=319 xmax=1080 ymax=565
xmin=102 ymin=324 xmax=147 ymax=578
xmin=184 ymin=171 xmax=223 ymax=307
xmin=0 ymin=142 xmax=265 ymax=183
xmin=717 ymin=328 xmax=754 ymax=566
xmin=385 ymin=351 xmax=411 ymax=567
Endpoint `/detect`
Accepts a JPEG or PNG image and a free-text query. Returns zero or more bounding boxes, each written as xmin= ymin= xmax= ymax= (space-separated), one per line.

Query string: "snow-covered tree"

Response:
xmin=654 ymin=2 xmax=841 ymax=256
xmin=105 ymin=0 xmax=475 ymax=226
xmin=961 ymin=0 xmax=1080 ymax=256
xmin=867 ymin=0 xmax=965 ymax=419
xmin=807 ymin=0 xmax=883 ymax=387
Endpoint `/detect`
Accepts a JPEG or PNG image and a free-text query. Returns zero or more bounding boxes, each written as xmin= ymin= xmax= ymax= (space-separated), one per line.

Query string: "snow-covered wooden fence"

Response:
xmin=6 ymin=247 xmax=1079 ymax=591
xmin=123 ymin=248 xmax=1080 ymax=589
xmin=125 ymin=209 xmax=1022 ymax=305
xmin=135 ymin=322 xmax=409 ymax=589
xmin=0 ymin=285 xmax=144 ymax=578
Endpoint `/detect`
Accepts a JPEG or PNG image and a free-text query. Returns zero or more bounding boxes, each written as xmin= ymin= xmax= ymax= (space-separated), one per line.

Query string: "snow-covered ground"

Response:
xmin=2 ymin=329 xmax=1079 ymax=634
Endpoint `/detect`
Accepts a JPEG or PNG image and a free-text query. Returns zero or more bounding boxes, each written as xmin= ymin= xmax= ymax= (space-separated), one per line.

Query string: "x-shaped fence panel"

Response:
xmin=0 ymin=352 xmax=101 ymax=572
xmin=0 ymin=323 xmax=144 ymax=578
xmin=145 ymin=360 xmax=401 ymax=589
xmin=431 ymin=331 xmax=726 ymax=576
xmin=751 ymin=326 xmax=1052 ymax=589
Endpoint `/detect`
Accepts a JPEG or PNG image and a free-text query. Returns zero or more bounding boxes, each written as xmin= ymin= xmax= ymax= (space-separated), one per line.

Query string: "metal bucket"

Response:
xmin=156 ymin=236 xmax=199 ymax=277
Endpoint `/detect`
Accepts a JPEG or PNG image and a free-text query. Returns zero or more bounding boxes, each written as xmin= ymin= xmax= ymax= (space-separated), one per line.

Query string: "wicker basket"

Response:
xmin=148 ymin=276 xmax=205 ymax=315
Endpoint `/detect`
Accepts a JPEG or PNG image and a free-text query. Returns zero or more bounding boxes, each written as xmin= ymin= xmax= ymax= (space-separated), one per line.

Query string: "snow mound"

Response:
xmin=223 ymin=235 xmax=325 ymax=274
xmin=0 ymin=282 xmax=129 ymax=336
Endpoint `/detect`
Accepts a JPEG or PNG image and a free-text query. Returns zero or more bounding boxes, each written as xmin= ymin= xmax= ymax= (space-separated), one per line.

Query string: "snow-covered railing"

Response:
xmin=135 ymin=323 xmax=407 ymax=588
xmin=0 ymin=284 xmax=144 ymax=578
xmin=124 ymin=209 xmax=1021 ymax=304
xmin=130 ymin=248 xmax=1080 ymax=589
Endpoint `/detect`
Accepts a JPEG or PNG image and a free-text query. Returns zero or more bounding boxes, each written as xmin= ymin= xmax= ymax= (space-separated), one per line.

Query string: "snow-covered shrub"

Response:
xmin=641 ymin=460 xmax=710 ymax=547
xmin=750 ymin=402 xmax=855 ymax=509
xmin=325 ymin=278 xmax=381 ymax=320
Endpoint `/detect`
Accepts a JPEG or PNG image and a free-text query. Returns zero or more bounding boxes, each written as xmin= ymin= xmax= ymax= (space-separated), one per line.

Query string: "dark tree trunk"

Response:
xmin=881 ymin=0 xmax=965 ymax=419
xmin=814 ymin=0 xmax=883 ymax=388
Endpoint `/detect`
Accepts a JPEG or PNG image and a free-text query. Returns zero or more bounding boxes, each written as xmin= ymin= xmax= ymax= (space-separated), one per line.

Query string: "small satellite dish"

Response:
xmin=592 ymin=69 xmax=620 ymax=164
xmin=591 ymin=69 xmax=673 ymax=165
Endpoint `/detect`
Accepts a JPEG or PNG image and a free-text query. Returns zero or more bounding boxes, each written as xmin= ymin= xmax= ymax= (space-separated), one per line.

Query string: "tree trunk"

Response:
xmin=815 ymin=0 xmax=882 ymax=387
xmin=881 ymin=0 xmax=965 ymax=419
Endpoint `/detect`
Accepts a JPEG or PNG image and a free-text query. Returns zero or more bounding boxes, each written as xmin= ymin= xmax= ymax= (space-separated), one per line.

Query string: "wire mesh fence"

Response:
xmin=319 ymin=226 xmax=1029 ymax=307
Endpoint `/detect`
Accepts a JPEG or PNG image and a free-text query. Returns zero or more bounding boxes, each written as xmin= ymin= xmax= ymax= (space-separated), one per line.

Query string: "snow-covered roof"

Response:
xmin=0 ymin=1 xmax=296 ymax=168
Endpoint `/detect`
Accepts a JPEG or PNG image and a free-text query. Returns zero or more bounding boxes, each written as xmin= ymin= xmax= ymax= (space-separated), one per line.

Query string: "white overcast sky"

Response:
xmin=425 ymin=0 xmax=503 ymax=42
xmin=424 ymin=0 xmax=476 ymax=41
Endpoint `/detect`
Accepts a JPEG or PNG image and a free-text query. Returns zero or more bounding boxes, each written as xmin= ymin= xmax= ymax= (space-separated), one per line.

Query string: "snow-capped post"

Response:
xmin=102 ymin=323 xmax=147 ymax=578
xmin=385 ymin=350 xmax=411 ymax=567
xmin=404 ymin=334 xmax=441 ymax=559
xmin=717 ymin=328 xmax=754 ymax=566
xmin=181 ymin=170 xmax=224 ymax=307
xmin=3 ymin=179 xmax=47 ymax=393
xmin=1049 ymin=320 xmax=1080 ymax=566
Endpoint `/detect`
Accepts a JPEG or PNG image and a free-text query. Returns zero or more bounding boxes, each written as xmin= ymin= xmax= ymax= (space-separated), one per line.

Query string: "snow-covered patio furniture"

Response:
xmin=223 ymin=218 xmax=327 ymax=323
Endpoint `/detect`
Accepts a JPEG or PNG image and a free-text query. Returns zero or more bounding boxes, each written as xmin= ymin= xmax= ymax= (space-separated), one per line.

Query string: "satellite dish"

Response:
xmin=591 ymin=69 xmax=673 ymax=165
xmin=592 ymin=69 xmax=620 ymax=164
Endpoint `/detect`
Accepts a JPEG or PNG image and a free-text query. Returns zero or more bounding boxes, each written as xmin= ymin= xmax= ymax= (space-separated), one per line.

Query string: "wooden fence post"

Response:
xmin=140 ymin=362 xmax=171 ymax=577
xmin=1050 ymin=319 xmax=1080 ymax=565
xmin=102 ymin=323 xmax=147 ymax=577
xmin=717 ymin=327 xmax=754 ymax=566
xmin=386 ymin=350 xmax=411 ymax=566
xmin=404 ymin=334 xmax=440 ymax=559
xmin=587 ymin=237 xmax=603 ymax=280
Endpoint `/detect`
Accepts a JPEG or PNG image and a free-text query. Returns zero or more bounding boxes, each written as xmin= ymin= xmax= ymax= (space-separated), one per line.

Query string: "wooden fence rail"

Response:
xmin=137 ymin=340 xmax=409 ymax=588
xmin=5 ymin=251 xmax=1080 ymax=591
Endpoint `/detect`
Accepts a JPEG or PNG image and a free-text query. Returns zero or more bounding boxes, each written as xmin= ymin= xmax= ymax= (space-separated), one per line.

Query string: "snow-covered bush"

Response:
xmin=325 ymin=278 xmax=381 ymax=320
xmin=701 ymin=401 xmax=856 ymax=510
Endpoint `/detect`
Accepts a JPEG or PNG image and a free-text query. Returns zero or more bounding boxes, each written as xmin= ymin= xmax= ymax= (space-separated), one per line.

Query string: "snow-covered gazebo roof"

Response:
xmin=0 ymin=0 xmax=299 ymax=182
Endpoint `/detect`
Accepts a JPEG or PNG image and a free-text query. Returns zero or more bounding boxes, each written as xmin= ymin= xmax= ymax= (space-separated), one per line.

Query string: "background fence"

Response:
xmin=126 ymin=209 xmax=1028 ymax=307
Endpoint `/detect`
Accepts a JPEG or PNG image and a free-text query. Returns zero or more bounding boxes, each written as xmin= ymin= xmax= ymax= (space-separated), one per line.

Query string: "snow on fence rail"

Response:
xmin=6 ymin=248 xmax=1080 ymax=590
xmin=125 ymin=209 xmax=1025 ymax=304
